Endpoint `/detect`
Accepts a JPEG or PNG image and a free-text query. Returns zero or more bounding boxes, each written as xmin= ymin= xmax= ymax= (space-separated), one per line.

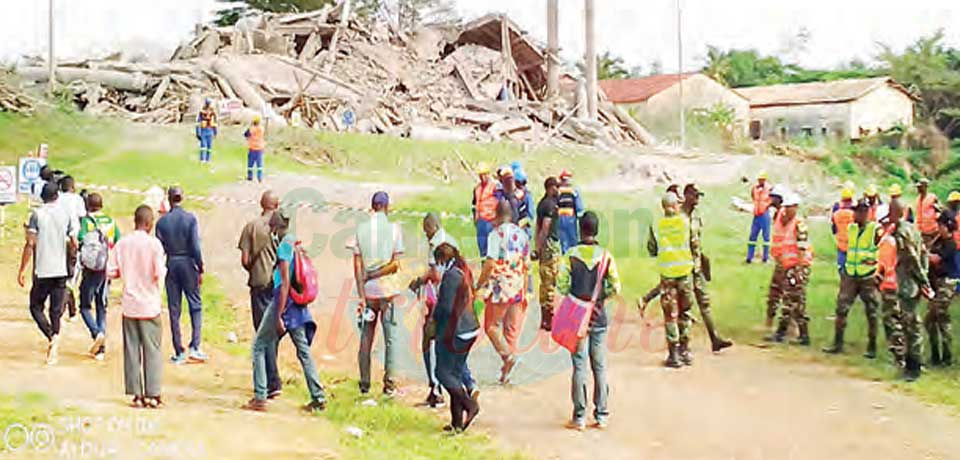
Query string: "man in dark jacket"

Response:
xmin=155 ymin=186 xmax=206 ymax=364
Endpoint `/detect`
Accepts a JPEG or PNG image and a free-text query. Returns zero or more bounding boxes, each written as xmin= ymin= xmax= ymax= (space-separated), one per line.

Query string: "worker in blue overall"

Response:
xmin=196 ymin=99 xmax=218 ymax=164
xmin=557 ymin=170 xmax=584 ymax=254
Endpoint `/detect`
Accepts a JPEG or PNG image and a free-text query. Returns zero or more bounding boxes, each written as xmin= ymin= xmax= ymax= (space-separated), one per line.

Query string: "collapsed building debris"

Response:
xmin=0 ymin=74 xmax=38 ymax=115
xmin=15 ymin=2 xmax=654 ymax=148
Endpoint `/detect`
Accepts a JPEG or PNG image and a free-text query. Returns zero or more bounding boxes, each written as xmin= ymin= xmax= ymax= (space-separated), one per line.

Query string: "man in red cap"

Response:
xmin=557 ymin=170 xmax=584 ymax=254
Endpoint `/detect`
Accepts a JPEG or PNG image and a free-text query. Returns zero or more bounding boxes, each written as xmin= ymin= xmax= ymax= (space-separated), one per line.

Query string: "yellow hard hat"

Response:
xmin=252 ymin=114 xmax=262 ymax=123
xmin=865 ymin=184 xmax=878 ymax=197
xmin=888 ymin=184 xmax=903 ymax=197
xmin=840 ymin=188 xmax=855 ymax=200
xmin=758 ymin=171 xmax=768 ymax=180
xmin=477 ymin=162 xmax=491 ymax=175
xmin=949 ymin=191 xmax=960 ymax=203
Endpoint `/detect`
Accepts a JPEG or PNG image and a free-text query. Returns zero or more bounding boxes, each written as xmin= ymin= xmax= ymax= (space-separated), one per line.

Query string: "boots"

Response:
xmin=865 ymin=319 xmax=878 ymax=359
xmin=903 ymin=355 xmax=922 ymax=382
xmin=764 ymin=322 xmax=787 ymax=343
xmin=942 ymin=345 xmax=953 ymax=367
xmin=679 ymin=341 xmax=694 ymax=366
xmin=822 ymin=325 xmax=845 ymax=354
xmin=930 ymin=340 xmax=942 ymax=367
xmin=794 ymin=324 xmax=811 ymax=346
xmin=664 ymin=344 xmax=682 ymax=369
xmin=711 ymin=337 xmax=734 ymax=353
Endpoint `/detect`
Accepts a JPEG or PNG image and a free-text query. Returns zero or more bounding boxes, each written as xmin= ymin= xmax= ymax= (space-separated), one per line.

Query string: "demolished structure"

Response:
xmin=15 ymin=3 xmax=653 ymax=148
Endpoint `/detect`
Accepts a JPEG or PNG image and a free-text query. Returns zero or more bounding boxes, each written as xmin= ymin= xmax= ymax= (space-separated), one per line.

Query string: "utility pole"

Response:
xmin=677 ymin=0 xmax=686 ymax=149
xmin=48 ymin=0 xmax=56 ymax=94
xmin=584 ymin=0 xmax=598 ymax=120
xmin=546 ymin=0 xmax=560 ymax=98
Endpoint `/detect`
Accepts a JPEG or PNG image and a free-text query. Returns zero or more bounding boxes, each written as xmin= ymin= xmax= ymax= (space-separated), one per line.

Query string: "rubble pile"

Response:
xmin=0 ymin=73 xmax=38 ymax=115
xmin=15 ymin=2 xmax=654 ymax=147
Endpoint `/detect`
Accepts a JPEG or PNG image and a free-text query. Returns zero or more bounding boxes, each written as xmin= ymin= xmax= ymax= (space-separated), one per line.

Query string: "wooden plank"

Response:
xmin=443 ymin=107 xmax=507 ymax=125
xmin=453 ymin=61 xmax=481 ymax=100
xmin=148 ymin=76 xmax=171 ymax=110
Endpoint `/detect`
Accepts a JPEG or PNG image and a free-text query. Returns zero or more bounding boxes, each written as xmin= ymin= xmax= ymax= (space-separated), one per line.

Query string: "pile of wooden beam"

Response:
xmin=0 ymin=73 xmax=38 ymax=115
xmin=13 ymin=2 xmax=654 ymax=148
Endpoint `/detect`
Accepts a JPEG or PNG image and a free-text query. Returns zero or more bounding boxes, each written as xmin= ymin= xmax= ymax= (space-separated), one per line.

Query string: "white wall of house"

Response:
xmin=619 ymin=74 xmax=751 ymax=136
xmin=848 ymin=86 xmax=915 ymax=138
xmin=750 ymin=102 xmax=852 ymax=140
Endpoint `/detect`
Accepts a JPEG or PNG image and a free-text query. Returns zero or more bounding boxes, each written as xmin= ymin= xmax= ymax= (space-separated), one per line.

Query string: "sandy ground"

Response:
xmin=3 ymin=169 xmax=960 ymax=460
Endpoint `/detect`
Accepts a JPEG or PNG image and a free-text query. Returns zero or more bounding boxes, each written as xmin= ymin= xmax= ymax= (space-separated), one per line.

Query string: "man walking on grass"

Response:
xmin=18 ymin=183 xmax=77 ymax=365
xmin=244 ymin=208 xmax=326 ymax=413
xmin=156 ymin=186 xmax=207 ymax=364
xmin=409 ymin=213 xmax=477 ymax=407
xmin=238 ymin=190 xmax=282 ymax=398
xmin=348 ymin=191 xmax=405 ymax=396
xmin=78 ymin=193 xmax=120 ymax=361
xmin=109 ymin=205 xmax=166 ymax=409
xmin=59 ymin=175 xmax=86 ymax=322
xmin=476 ymin=200 xmax=531 ymax=384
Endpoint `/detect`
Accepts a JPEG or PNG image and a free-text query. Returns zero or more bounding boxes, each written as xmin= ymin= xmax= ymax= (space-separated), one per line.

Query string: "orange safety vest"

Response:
xmin=867 ymin=203 xmax=879 ymax=222
xmin=877 ymin=231 xmax=898 ymax=292
xmin=832 ymin=205 xmax=855 ymax=252
xmin=474 ymin=181 xmax=498 ymax=222
xmin=198 ymin=107 xmax=217 ymax=129
xmin=916 ymin=194 xmax=939 ymax=235
xmin=247 ymin=125 xmax=265 ymax=151
xmin=752 ymin=184 xmax=771 ymax=216
xmin=772 ymin=214 xmax=812 ymax=269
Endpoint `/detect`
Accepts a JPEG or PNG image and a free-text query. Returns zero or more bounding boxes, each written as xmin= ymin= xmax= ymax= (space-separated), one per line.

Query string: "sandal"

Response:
xmin=143 ymin=396 xmax=164 ymax=409
xmin=130 ymin=396 xmax=144 ymax=409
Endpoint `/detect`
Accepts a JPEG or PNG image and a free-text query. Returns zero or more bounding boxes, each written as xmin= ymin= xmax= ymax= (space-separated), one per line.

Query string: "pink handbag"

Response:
xmin=551 ymin=253 xmax=609 ymax=353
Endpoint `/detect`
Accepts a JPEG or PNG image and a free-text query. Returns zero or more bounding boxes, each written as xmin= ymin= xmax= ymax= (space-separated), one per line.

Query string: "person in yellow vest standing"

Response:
xmin=824 ymin=200 xmax=882 ymax=358
xmin=244 ymin=116 xmax=266 ymax=183
xmin=915 ymin=178 xmax=941 ymax=247
xmin=196 ymin=99 xmax=218 ymax=164
xmin=765 ymin=194 xmax=813 ymax=345
xmin=647 ymin=193 xmax=695 ymax=368
xmin=831 ymin=187 xmax=856 ymax=273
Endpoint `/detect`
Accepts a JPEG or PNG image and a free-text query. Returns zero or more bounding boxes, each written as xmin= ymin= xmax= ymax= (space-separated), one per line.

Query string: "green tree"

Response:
xmin=879 ymin=30 xmax=960 ymax=137
xmin=578 ymin=51 xmax=640 ymax=80
xmin=216 ymin=0 xmax=335 ymax=26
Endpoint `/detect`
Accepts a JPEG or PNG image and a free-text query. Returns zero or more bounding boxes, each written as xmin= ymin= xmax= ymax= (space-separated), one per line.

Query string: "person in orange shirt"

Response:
xmin=244 ymin=116 xmax=266 ymax=183
xmin=915 ymin=178 xmax=941 ymax=247
xmin=746 ymin=172 xmax=772 ymax=264
xmin=765 ymin=194 xmax=814 ymax=345
xmin=864 ymin=184 xmax=882 ymax=222
xmin=472 ymin=163 xmax=499 ymax=258
xmin=831 ymin=187 xmax=856 ymax=273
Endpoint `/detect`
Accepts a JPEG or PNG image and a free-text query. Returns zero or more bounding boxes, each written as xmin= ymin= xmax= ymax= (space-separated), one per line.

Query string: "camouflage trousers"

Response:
xmin=766 ymin=264 xmax=787 ymax=321
xmin=774 ymin=265 xmax=810 ymax=331
xmin=835 ymin=274 xmax=880 ymax=339
xmin=898 ymin=294 xmax=924 ymax=362
xmin=538 ymin=246 xmax=560 ymax=329
xmin=924 ymin=278 xmax=955 ymax=358
xmin=879 ymin=292 xmax=907 ymax=363
xmin=660 ymin=276 xmax=694 ymax=345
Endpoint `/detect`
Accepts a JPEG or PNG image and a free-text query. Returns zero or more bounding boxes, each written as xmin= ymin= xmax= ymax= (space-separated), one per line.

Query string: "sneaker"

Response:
xmin=170 ymin=352 xmax=187 ymax=365
xmin=46 ymin=335 xmax=60 ymax=365
xmin=267 ymin=389 xmax=283 ymax=400
xmin=242 ymin=398 xmax=268 ymax=412
xmin=94 ymin=352 xmax=105 ymax=362
xmin=566 ymin=419 xmax=586 ymax=431
xmin=89 ymin=333 xmax=106 ymax=356
xmin=593 ymin=419 xmax=609 ymax=430
xmin=302 ymin=400 xmax=326 ymax=413
xmin=188 ymin=348 xmax=209 ymax=363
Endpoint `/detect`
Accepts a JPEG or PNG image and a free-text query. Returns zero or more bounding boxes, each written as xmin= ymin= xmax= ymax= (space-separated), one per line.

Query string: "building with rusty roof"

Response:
xmin=738 ymin=77 xmax=919 ymax=141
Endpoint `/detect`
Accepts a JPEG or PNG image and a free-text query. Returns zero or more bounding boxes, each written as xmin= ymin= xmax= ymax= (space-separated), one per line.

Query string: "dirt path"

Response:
xmin=3 ymin=170 xmax=960 ymax=460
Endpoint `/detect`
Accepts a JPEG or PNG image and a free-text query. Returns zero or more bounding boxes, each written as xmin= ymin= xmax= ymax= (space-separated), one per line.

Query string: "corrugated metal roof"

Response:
xmin=598 ymin=73 xmax=697 ymax=104
xmin=738 ymin=77 xmax=919 ymax=108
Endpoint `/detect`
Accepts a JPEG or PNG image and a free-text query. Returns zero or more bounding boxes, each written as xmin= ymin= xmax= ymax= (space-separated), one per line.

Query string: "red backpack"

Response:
xmin=290 ymin=241 xmax=319 ymax=305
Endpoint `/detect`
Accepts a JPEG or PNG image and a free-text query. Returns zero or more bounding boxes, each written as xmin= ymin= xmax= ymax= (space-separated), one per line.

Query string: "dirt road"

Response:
xmin=3 ymin=171 xmax=960 ymax=460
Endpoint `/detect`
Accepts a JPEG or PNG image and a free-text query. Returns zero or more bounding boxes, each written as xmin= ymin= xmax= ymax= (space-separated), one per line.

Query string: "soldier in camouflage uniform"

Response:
xmin=875 ymin=220 xmax=907 ymax=368
xmin=888 ymin=198 xmax=933 ymax=381
xmin=648 ymin=193 xmax=696 ymax=367
xmin=924 ymin=212 xmax=958 ymax=367
xmin=536 ymin=177 xmax=562 ymax=331
xmin=764 ymin=188 xmax=786 ymax=328
xmin=765 ymin=195 xmax=813 ymax=345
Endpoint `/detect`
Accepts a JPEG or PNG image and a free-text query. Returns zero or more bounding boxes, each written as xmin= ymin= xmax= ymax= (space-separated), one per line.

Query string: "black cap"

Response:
xmin=683 ymin=183 xmax=704 ymax=197
xmin=854 ymin=199 xmax=870 ymax=211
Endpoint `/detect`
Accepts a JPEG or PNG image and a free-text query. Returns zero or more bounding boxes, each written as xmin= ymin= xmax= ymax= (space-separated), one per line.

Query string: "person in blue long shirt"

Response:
xmin=557 ymin=170 xmax=584 ymax=254
xmin=244 ymin=207 xmax=326 ymax=413
xmin=155 ymin=187 xmax=206 ymax=364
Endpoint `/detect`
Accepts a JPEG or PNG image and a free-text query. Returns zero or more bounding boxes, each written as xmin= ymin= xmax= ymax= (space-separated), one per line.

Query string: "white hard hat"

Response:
xmin=782 ymin=194 xmax=801 ymax=207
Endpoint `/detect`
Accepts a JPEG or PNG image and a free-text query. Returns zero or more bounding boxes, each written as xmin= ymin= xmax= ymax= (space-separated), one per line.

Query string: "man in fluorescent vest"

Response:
xmin=244 ymin=116 xmax=266 ymax=183
xmin=831 ymin=186 xmax=856 ymax=273
xmin=824 ymin=200 xmax=882 ymax=358
xmin=557 ymin=170 xmax=584 ymax=254
xmin=472 ymin=163 xmax=499 ymax=258
xmin=765 ymin=194 xmax=813 ymax=345
xmin=915 ymin=178 xmax=941 ymax=247
xmin=746 ymin=172 xmax=772 ymax=264
xmin=196 ymin=98 xmax=218 ymax=164
xmin=647 ymin=193 xmax=695 ymax=368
